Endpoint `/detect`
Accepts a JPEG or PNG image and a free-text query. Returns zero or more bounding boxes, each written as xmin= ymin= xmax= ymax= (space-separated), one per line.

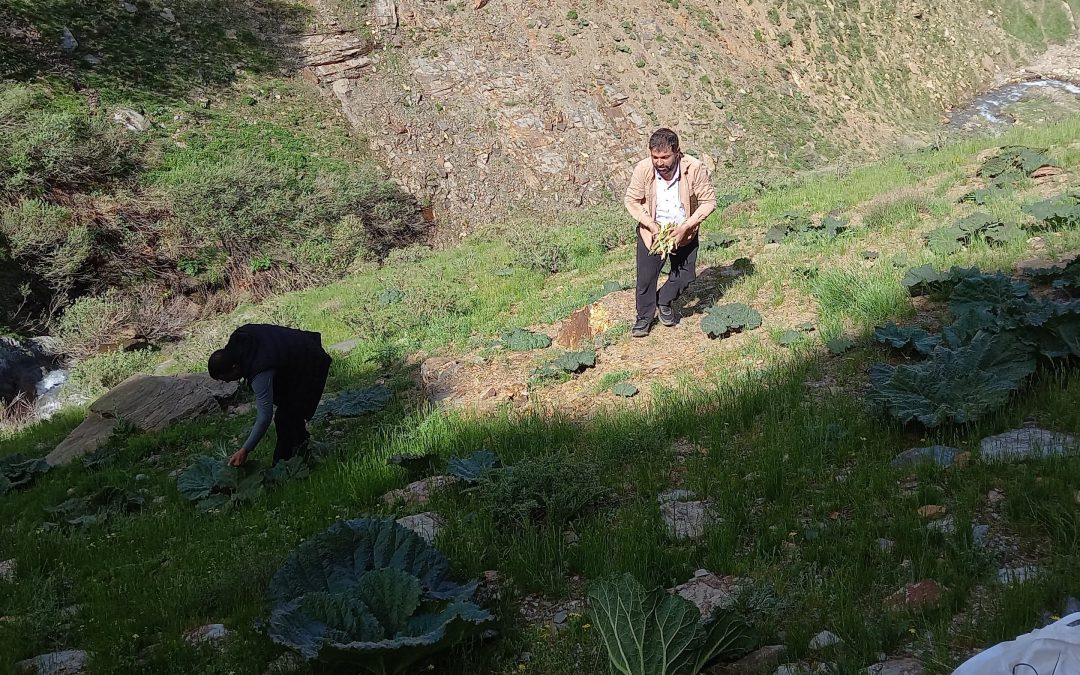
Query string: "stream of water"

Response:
xmin=947 ymin=78 xmax=1080 ymax=131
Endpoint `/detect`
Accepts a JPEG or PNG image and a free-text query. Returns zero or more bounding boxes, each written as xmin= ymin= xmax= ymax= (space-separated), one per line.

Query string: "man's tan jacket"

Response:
xmin=623 ymin=154 xmax=717 ymax=239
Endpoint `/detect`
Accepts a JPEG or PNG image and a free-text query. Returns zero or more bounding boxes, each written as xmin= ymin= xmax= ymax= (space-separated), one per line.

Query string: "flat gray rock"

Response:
xmin=45 ymin=413 xmax=118 ymax=466
xmin=998 ymin=566 xmax=1042 ymax=585
xmin=328 ymin=338 xmax=361 ymax=354
xmin=396 ymin=512 xmax=443 ymax=544
xmin=715 ymin=645 xmax=786 ymax=673
xmin=183 ymin=623 xmax=229 ymax=645
xmin=972 ymin=524 xmax=990 ymax=548
xmin=980 ymin=428 xmax=1077 ymax=463
xmin=90 ymin=374 xmax=221 ymax=432
xmin=925 ymin=515 xmax=956 ymax=535
xmin=177 ymin=373 xmax=239 ymax=401
xmin=656 ymin=488 xmax=696 ymax=504
xmin=867 ymin=658 xmax=924 ymax=675
xmin=15 ymin=649 xmax=88 ymax=674
xmin=890 ymin=445 xmax=960 ymax=469
xmin=808 ymin=630 xmax=842 ymax=650
xmin=660 ymin=500 xmax=713 ymax=540
xmin=382 ymin=475 xmax=459 ymax=506
xmin=669 ymin=571 xmax=747 ymax=617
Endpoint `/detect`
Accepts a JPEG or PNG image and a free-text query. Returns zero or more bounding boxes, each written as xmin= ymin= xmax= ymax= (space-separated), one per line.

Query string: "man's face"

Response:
xmin=651 ymin=146 xmax=680 ymax=178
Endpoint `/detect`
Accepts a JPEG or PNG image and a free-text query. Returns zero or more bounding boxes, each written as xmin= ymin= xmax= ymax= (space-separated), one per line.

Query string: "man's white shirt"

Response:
xmin=654 ymin=163 xmax=686 ymax=225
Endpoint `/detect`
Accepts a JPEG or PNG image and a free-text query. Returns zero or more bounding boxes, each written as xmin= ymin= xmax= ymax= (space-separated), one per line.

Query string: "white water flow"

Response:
xmin=947 ymin=79 xmax=1080 ymax=130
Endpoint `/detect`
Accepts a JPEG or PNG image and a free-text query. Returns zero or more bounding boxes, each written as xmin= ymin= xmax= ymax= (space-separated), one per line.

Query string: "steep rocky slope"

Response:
xmin=298 ymin=0 xmax=1078 ymax=231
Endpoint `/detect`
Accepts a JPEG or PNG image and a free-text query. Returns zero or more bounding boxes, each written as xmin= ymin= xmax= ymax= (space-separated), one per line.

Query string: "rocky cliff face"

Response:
xmin=297 ymin=0 xmax=1076 ymax=232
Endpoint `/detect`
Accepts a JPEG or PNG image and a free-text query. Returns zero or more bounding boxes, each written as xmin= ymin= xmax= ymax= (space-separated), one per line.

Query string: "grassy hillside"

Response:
xmin=0 ymin=0 xmax=422 ymax=344
xmin=2 ymin=117 xmax=1079 ymax=673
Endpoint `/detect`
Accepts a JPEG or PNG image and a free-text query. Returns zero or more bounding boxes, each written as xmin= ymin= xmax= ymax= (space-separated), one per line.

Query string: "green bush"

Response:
xmin=0 ymin=86 xmax=139 ymax=197
xmin=474 ymin=453 xmax=611 ymax=527
xmin=0 ymin=199 xmax=91 ymax=295
xmin=65 ymin=348 xmax=157 ymax=400
xmin=159 ymin=152 xmax=421 ymax=278
xmin=55 ymin=292 xmax=130 ymax=358
xmin=505 ymin=207 xmax=632 ymax=274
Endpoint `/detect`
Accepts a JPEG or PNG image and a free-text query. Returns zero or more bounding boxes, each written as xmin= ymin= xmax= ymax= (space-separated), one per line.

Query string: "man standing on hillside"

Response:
xmin=207 ymin=324 xmax=332 ymax=466
xmin=624 ymin=128 xmax=717 ymax=337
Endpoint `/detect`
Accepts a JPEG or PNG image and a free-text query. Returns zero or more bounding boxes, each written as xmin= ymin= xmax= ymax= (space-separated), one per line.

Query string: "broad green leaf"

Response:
xmin=826 ymin=336 xmax=856 ymax=354
xmin=501 ymin=328 xmax=552 ymax=352
xmin=611 ymin=383 xmax=639 ymax=397
xmin=701 ymin=304 xmax=762 ymax=339
xmin=873 ymin=323 xmax=941 ymax=355
xmin=0 ymin=454 xmax=50 ymax=495
xmin=357 ymin=568 xmax=423 ymax=636
xmin=315 ymin=386 xmax=392 ymax=420
xmin=553 ymin=350 xmax=597 ymax=373
xmin=447 ymin=450 xmax=499 ymax=482
xmin=177 ymin=455 xmax=238 ymax=502
xmin=1022 ymin=194 xmax=1080 ymax=230
xmin=927 ymin=227 xmax=964 ymax=256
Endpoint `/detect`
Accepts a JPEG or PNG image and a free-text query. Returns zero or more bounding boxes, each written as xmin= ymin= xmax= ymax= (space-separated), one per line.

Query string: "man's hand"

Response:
xmin=639 ymin=222 xmax=659 ymax=250
xmin=228 ymin=449 xmax=249 ymax=467
xmin=673 ymin=223 xmax=698 ymax=248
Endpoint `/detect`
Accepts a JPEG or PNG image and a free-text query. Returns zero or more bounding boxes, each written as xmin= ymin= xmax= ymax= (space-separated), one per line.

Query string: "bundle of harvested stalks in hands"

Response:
xmin=649 ymin=221 xmax=678 ymax=256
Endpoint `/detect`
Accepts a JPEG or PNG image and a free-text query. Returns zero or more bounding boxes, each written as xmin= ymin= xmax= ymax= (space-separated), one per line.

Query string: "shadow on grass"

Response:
xmin=676 ymin=260 xmax=756 ymax=317
xmin=0 ymin=0 xmax=310 ymax=101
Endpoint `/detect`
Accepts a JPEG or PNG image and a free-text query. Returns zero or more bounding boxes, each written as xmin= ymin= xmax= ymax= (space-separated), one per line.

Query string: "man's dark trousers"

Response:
xmin=273 ymin=406 xmax=310 ymax=464
xmin=636 ymin=234 xmax=699 ymax=320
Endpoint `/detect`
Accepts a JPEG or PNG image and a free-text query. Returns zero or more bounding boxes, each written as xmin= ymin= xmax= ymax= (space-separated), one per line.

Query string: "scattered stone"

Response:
xmin=159 ymin=7 xmax=176 ymax=22
xmin=877 ymin=538 xmax=895 ymax=552
xmin=886 ymin=579 xmax=944 ymax=610
xmin=382 ymin=475 xmax=459 ymax=506
xmin=113 ymin=108 xmax=151 ymax=132
xmin=419 ymin=357 xmax=465 ymax=403
xmin=890 ymin=445 xmax=960 ymax=469
xmin=134 ymin=473 xmax=148 ymax=482
xmin=229 ymin=402 xmax=253 ymax=416
xmin=81 ymin=54 xmax=102 ymax=65
xmin=660 ymin=500 xmax=714 ymax=540
xmin=656 ymin=488 xmax=697 ymax=504
xmin=998 ymin=566 xmax=1042 ymax=585
xmin=980 ymin=428 xmax=1077 ymax=463
xmin=263 ymin=652 xmax=305 ymax=675
xmin=987 ymin=488 xmax=1005 ymax=505
xmin=1064 ymin=596 xmax=1080 ymax=615
xmin=563 ymin=530 xmax=579 ymax=545
xmin=716 ymin=644 xmax=786 ymax=673
xmin=476 ymin=570 xmax=502 ymax=604
xmin=328 ymin=337 xmax=361 ymax=354
xmin=553 ymin=609 xmax=568 ymax=624
xmin=917 ymin=505 xmax=946 ymax=520
xmin=808 ymin=630 xmax=842 ymax=650
xmin=121 ymin=2 xmax=137 ymax=13
xmin=15 ymin=649 xmax=88 ymax=674
xmin=926 ymin=515 xmax=956 ymax=535
xmin=867 ymin=658 xmax=924 ymax=675
xmin=61 ymin=28 xmax=78 ymax=52
xmin=972 ymin=524 xmax=990 ymax=548
xmin=183 ymin=623 xmax=228 ymax=645
xmin=0 ymin=559 xmax=15 ymax=582
xmin=670 ymin=570 xmax=748 ymax=617
xmin=395 ymin=512 xmax=443 ymax=544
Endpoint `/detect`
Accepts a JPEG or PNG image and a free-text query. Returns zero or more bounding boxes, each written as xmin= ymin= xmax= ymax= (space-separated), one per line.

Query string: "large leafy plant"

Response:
xmin=869 ymin=268 xmax=1080 ymax=426
xmin=589 ymin=573 xmax=754 ymax=675
xmin=177 ymin=454 xmax=310 ymax=511
xmin=1023 ymin=193 xmax=1080 ymax=230
xmin=977 ymin=146 xmax=1053 ymax=185
xmin=267 ymin=518 xmax=493 ymax=673
xmin=765 ymin=211 xmax=846 ymax=244
xmin=701 ymin=303 xmax=762 ymax=339
xmin=315 ymin=386 xmax=393 ymax=420
xmin=0 ymin=454 xmax=50 ymax=496
xmin=925 ymin=212 xmax=1024 ymax=256
xmin=43 ymin=486 xmax=145 ymax=528
xmin=501 ymin=328 xmax=552 ymax=352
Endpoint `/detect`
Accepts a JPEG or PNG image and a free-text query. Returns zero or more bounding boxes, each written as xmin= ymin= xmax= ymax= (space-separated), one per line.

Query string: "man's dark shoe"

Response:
xmin=658 ymin=305 xmax=678 ymax=327
xmin=631 ymin=317 xmax=653 ymax=337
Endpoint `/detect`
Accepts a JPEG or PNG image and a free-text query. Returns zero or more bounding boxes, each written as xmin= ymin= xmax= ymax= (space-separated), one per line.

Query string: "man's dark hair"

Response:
xmin=207 ymin=349 xmax=236 ymax=381
xmin=648 ymin=128 xmax=680 ymax=153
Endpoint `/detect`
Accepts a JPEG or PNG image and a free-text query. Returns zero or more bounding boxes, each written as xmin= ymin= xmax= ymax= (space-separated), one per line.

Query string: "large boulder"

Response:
xmin=47 ymin=374 xmax=235 ymax=466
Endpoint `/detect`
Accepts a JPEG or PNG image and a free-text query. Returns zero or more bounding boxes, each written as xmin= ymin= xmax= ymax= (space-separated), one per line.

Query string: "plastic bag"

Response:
xmin=953 ymin=612 xmax=1080 ymax=674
